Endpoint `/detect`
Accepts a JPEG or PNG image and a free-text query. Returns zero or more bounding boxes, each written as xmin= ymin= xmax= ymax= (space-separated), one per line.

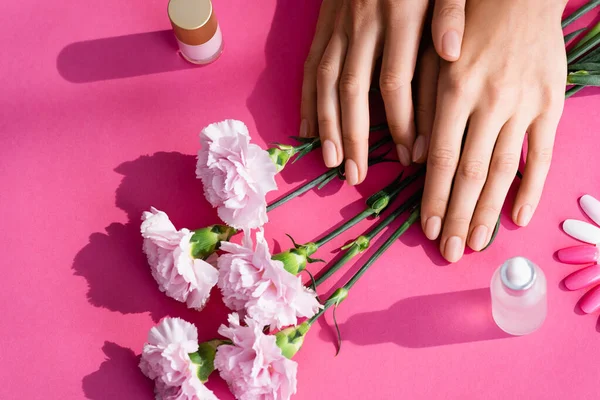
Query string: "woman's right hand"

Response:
xmin=300 ymin=0 xmax=467 ymax=185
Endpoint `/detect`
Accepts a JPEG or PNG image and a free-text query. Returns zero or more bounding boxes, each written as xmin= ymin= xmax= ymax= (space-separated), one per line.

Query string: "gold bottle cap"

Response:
xmin=168 ymin=0 xmax=218 ymax=46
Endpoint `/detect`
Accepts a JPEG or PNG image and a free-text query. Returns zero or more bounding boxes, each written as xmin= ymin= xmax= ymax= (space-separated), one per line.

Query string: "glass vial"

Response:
xmin=490 ymin=256 xmax=547 ymax=335
xmin=168 ymin=0 xmax=224 ymax=65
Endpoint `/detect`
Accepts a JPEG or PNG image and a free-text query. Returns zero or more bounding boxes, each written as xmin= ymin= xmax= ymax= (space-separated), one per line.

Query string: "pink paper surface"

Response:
xmin=2 ymin=1 xmax=600 ymax=399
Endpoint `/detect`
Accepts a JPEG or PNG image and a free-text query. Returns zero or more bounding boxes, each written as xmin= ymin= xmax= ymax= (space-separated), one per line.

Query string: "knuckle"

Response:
xmin=528 ymin=147 xmax=553 ymax=165
xmin=342 ymin=133 xmax=367 ymax=149
xmin=541 ymin=86 xmax=565 ymax=112
xmin=490 ymin=152 xmax=519 ymax=175
xmin=475 ymin=203 xmax=501 ymax=218
xmin=428 ymin=147 xmax=458 ymax=171
xmin=458 ymin=159 xmax=488 ymax=181
xmin=316 ymin=60 xmax=338 ymax=84
xmin=339 ymin=72 xmax=361 ymax=97
xmin=379 ymin=72 xmax=411 ymax=96
xmin=442 ymin=70 xmax=469 ymax=98
xmin=436 ymin=2 xmax=465 ymax=22
xmin=304 ymin=53 xmax=321 ymax=74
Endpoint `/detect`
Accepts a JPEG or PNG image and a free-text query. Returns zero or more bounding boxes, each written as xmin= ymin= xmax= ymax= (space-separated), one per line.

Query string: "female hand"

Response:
xmin=420 ymin=0 xmax=568 ymax=262
xmin=300 ymin=0 xmax=468 ymax=185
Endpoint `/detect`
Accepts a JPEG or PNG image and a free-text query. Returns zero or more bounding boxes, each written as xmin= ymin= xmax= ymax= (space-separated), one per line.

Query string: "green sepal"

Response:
xmin=190 ymin=225 xmax=237 ymax=259
xmin=271 ymin=237 xmax=319 ymax=275
xmin=340 ymin=235 xmax=370 ymax=252
xmin=188 ymin=339 xmax=227 ymax=383
xmin=275 ymin=322 xmax=311 ymax=359
xmin=268 ymin=146 xmax=295 ymax=173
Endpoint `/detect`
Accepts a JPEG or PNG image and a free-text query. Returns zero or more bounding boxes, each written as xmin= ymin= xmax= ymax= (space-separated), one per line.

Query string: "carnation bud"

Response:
xmin=366 ymin=191 xmax=391 ymax=215
xmin=188 ymin=339 xmax=226 ymax=382
xmin=272 ymin=242 xmax=318 ymax=275
xmin=190 ymin=225 xmax=237 ymax=259
xmin=340 ymin=235 xmax=370 ymax=253
xmin=275 ymin=322 xmax=310 ymax=359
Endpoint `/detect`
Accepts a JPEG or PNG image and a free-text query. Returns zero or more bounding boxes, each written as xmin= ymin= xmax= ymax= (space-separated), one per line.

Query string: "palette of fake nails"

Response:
xmin=558 ymin=194 xmax=600 ymax=314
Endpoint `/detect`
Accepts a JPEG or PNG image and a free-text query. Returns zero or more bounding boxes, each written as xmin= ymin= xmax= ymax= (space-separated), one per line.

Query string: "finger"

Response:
xmin=339 ymin=29 xmax=380 ymax=185
xmin=316 ymin=28 xmax=348 ymax=168
xmin=512 ymin=114 xmax=558 ymax=227
xmin=467 ymin=119 xmax=525 ymax=251
xmin=440 ymin=112 xmax=504 ymax=262
xmin=379 ymin=6 xmax=426 ymax=167
xmin=432 ymin=0 xmax=466 ymax=62
xmin=420 ymin=78 xmax=471 ymax=241
xmin=300 ymin=0 xmax=339 ymax=138
xmin=414 ymin=46 xmax=439 ymax=163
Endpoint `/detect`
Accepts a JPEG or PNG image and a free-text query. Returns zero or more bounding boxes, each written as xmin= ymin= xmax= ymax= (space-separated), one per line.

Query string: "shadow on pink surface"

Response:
xmin=319 ymin=288 xmax=510 ymax=348
xmin=82 ymin=342 xmax=233 ymax=400
xmin=82 ymin=342 xmax=154 ymax=399
xmin=57 ymin=30 xmax=196 ymax=83
xmin=72 ymin=152 xmax=228 ymax=325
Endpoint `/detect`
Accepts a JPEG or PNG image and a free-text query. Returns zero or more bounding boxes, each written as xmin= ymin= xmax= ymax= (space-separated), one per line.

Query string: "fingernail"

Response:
xmin=345 ymin=159 xmax=359 ymax=186
xmin=444 ymin=236 xmax=464 ymax=263
xmin=322 ymin=140 xmax=338 ymax=168
xmin=396 ymin=144 xmax=411 ymax=167
xmin=565 ymin=265 xmax=600 ymax=291
xmin=412 ymin=135 xmax=427 ymax=163
xmin=442 ymin=30 xmax=461 ymax=59
xmin=516 ymin=204 xmax=532 ymax=226
xmin=424 ymin=216 xmax=442 ymax=240
xmin=469 ymin=225 xmax=488 ymax=251
xmin=299 ymin=119 xmax=308 ymax=137
xmin=579 ymin=285 xmax=600 ymax=314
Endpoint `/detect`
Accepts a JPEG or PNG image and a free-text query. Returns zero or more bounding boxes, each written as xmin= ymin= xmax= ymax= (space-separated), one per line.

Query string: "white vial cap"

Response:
xmin=501 ymin=257 xmax=535 ymax=290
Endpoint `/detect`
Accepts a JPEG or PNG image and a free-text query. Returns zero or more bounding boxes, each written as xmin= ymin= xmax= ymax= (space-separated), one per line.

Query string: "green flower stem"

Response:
xmin=568 ymin=28 xmax=600 ymax=63
xmin=308 ymin=207 xmax=420 ymax=325
xmin=565 ymin=28 xmax=587 ymax=43
xmin=314 ymin=190 xmax=422 ymax=287
xmin=314 ymin=209 xmax=375 ymax=248
xmin=562 ymin=0 xmax=600 ymax=29
xmin=573 ymin=21 xmax=600 ymax=51
xmin=266 ymin=135 xmax=392 ymax=212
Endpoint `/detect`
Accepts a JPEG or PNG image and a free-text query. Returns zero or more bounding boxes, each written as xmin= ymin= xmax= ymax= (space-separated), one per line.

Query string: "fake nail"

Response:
xmin=579 ymin=285 xmax=600 ymax=314
xmin=564 ymin=264 xmax=600 ymax=291
xmin=580 ymin=194 xmax=600 ymax=227
xmin=557 ymin=245 xmax=599 ymax=264
xmin=563 ymin=219 xmax=600 ymax=244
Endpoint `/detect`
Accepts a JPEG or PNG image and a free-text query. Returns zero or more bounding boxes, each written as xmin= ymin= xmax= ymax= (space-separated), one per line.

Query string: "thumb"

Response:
xmin=432 ymin=0 xmax=466 ymax=62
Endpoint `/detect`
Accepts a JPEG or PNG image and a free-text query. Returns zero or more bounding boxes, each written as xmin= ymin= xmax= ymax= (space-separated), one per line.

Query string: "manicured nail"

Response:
xmin=322 ymin=140 xmax=338 ymax=168
xmin=469 ymin=225 xmax=488 ymax=251
xmin=444 ymin=236 xmax=464 ymax=263
xmin=563 ymin=219 xmax=600 ymax=244
xmin=516 ymin=204 xmax=532 ymax=226
xmin=442 ymin=30 xmax=461 ymax=59
xmin=396 ymin=144 xmax=411 ymax=167
xmin=299 ymin=119 xmax=308 ymax=137
xmin=424 ymin=216 xmax=442 ymax=240
xmin=557 ymin=245 xmax=599 ymax=264
xmin=412 ymin=135 xmax=427 ymax=163
xmin=564 ymin=264 xmax=600 ymax=291
xmin=580 ymin=194 xmax=600 ymax=226
xmin=345 ymin=159 xmax=359 ymax=186
xmin=579 ymin=285 xmax=600 ymax=314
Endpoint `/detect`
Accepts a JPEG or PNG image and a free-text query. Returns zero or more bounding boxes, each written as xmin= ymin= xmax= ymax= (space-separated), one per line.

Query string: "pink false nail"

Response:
xmin=564 ymin=264 xmax=600 ymax=290
xmin=579 ymin=285 xmax=600 ymax=314
xmin=580 ymin=194 xmax=600 ymax=227
xmin=557 ymin=245 xmax=600 ymax=264
xmin=563 ymin=219 xmax=600 ymax=244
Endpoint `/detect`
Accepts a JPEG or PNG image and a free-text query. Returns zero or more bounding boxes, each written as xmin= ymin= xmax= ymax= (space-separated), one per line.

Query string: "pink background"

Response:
xmin=2 ymin=0 xmax=600 ymax=399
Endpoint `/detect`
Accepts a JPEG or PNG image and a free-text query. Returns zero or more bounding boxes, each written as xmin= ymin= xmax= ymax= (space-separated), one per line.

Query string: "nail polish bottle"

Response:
xmin=490 ymin=256 xmax=547 ymax=335
xmin=168 ymin=0 xmax=223 ymax=65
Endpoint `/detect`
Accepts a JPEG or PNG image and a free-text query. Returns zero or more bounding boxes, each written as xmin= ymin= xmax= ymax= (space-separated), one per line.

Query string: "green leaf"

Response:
xmin=572 ymin=21 xmax=600 ymax=51
xmin=568 ymin=73 xmax=600 ymax=86
xmin=568 ymin=62 xmax=600 ymax=71
xmin=568 ymin=27 xmax=600 ymax=63
xmin=562 ymin=0 xmax=600 ymax=29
